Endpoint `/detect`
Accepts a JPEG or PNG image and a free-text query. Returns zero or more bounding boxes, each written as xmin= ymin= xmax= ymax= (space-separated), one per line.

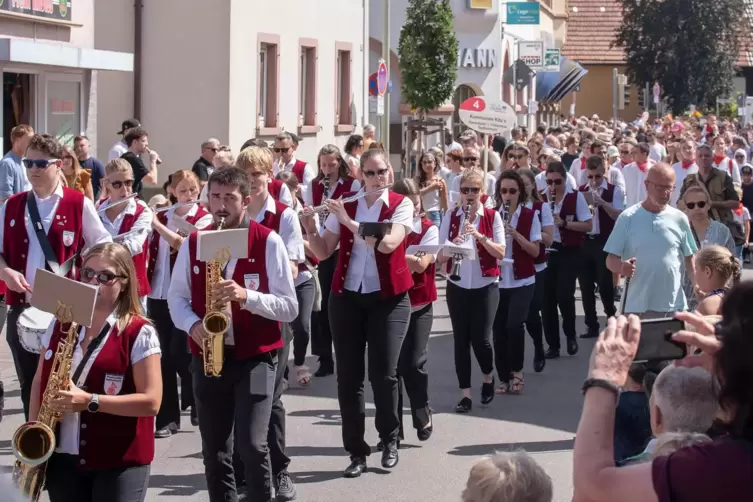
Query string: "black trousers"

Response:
xmin=193 ymin=351 xmax=277 ymax=502
xmin=312 ymin=254 xmax=337 ymax=363
xmin=493 ymin=284 xmax=535 ymax=380
xmin=524 ymin=269 xmax=547 ymax=354
xmin=397 ymin=303 xmax=433 ymax=433
xmin=446 ymin=282 xmax=498 ymax=390
xmin=148 ymin=298 xmax=194 ymax=430
xmin=46 ymin=453 xmax=150 ymax=502
xmin=329 ymin=290 xmax=410 ymax=458
xmin=542 ymin=245 xmax=581 ymax=351
xmin=292 ymin=277 xmax=316 ymax=366
xmin=578 ymin=237 xmax=617 ymax=332
xmin=7 ymin=305 xmax=39 ymax=421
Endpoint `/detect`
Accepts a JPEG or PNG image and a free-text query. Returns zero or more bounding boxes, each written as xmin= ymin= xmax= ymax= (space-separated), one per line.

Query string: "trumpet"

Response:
xmin=300 ymin=184 xmax=394 ymax=218
xmin=449 ymin=200 xmax=473 ymax=282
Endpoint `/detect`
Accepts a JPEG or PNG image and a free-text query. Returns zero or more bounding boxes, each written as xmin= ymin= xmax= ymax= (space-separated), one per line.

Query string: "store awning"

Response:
xmin=536 ymin=57 xmax=588 ymax=104
xmin=0 ymin=38 xmax=133 ymax=72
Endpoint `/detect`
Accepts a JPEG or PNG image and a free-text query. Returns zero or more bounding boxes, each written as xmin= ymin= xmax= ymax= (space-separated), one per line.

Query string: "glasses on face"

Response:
xmin=363 ymin=168 xmax=389 ymax=178
xmin=499 ymin=188 xmax=518 ymax=195
xmin=648 ymin=180 xmax=674 ymax=193
xmin=81 ymin=267 xmax=125 ymax=285
xmin=460 ymin=186 xmax=481 ymax=194
xmin=109 ymin=179 xmax=133 ymax=190
xmin=358 ymin=143 xmax=364 ymax=148
xmin=206 ymin=147 xmax=219 ymax=153
xmin=620 ymin=150 xmax=631 ymax=155
xmin=463 ymin=156 xmax=479 ymax=163
xmin=546 ymin=178 xmax=564 ymax=186
xmin=22 ymin=158 xmax=56 ymax=169
xmin=587 ymin=174 xmax=603 ymax=180
xmin=685 ymin=201 xmax=707 ymax=210
xmin=273 ymin=147 xmax=291 ymax=153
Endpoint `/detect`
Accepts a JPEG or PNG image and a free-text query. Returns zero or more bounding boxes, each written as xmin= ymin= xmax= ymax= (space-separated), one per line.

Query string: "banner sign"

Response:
xmin=1 ymin=0 xmax=72 ymax=22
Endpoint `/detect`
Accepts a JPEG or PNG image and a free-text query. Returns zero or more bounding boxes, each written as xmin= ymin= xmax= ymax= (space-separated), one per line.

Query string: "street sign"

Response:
xmin=519 ymin=41 xmax=544 ymax=69
xmin=377 ymin=60 xmax=388 ymax=96
xmin=377 ymin=95 xmax=385 ymax=116
xmin=543 ymin=49 xmax=560 ymax=72
xmin=653 ymin=82 xmax=661 ymax=104
xmin=507 ymin=2 xmax=540 ymax=24
xmin=503 ymin=60 xmax=535 ymax=90
xmin=458 ymin=97 xmax=516 ymax=134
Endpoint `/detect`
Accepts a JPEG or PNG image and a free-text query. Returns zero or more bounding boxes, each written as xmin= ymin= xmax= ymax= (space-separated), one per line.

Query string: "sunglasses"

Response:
xmin=685 ymin=201 xmax=707 ymax=209
xmin=463 ymin=156 xmax=479 ymax=162
xmin=22 ymin=158 xmax=56 ymax=169
xmin=509 ymin=154 xmax=524 ymax=160
xmin=273 ymin=147 xmax=291 ymax=153
xmin=545 ymin=178 xmax=564 ymax=186
xmin=587 ymin=174 xmax=603 ymax=180
xmin=620 ymin=150 xmax=631 ymax=155
xmin=499 ymin=188 xmax=518 ymax=195
xmin=363 ymin=168 xmax=389 ymax=178
xmin=460 ymin=187 xmax=480 ymax=194
xmin=109 ymin=179 xmax=134 ymax=189
xmin=81 ymin=267 xmax=125 ymax=285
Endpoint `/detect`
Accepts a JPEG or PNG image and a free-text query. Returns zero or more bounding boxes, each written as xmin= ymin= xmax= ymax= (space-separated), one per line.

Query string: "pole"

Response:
xmin=612 ymin=68 xmax=618 ymax=127
xmin=382 ymin=0 xmax=391 ymax=156
xmin=512 ymin=42 xmax=518 ymax=128
xmin=482 ymin=133 xmax=489 ymax=174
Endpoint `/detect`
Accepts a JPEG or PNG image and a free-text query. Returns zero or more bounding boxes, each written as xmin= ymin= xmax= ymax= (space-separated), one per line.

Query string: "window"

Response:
xmin=299 ymin=40 xmax=318 ymax=132
xmin=259 ymin=46 xmax=268 ymax=122
xmin=257 ymin=35 xmax=280 ymax=134
xmin=335 ymin=42 xmax=353 ymax=132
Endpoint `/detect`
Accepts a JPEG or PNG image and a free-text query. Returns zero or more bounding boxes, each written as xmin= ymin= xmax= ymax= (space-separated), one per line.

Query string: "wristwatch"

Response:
xmin=87 ymin=393 xmax=100 ymax=413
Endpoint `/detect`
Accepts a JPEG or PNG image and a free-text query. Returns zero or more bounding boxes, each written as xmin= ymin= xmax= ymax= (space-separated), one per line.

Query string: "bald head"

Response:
xmin=648 ymin=162 xmax=675 ymax=184
xmin=645 ymin=162 xmax=675 ymax=207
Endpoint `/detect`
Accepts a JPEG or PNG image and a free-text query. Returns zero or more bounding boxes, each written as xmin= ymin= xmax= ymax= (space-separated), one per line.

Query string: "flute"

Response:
xmin=154 ymin=199 xmax=201 ymax=213
xmin=96 ymin=193 xmax=138 ymax=213
xmin=300 ymin=184 xmax=394 ymax=217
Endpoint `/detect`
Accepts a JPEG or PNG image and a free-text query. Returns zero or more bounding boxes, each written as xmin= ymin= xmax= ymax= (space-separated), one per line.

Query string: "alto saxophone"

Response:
xmin=202 ymin=217 xmax=231 ymax=377
xmin=12 ymin=304 xmax=78 ymax=501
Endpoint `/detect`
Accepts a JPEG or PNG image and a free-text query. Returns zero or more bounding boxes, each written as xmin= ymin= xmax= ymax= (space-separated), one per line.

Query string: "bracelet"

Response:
xmin=582 ymin=378 xmax=620 ymax=397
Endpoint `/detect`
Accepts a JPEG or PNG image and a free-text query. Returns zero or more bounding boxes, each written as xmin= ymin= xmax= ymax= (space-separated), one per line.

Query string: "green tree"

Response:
xmin=398 ymin=0 xmax=458 ymax=116
xmin=613 ymin=0 xmax=745 ymax=115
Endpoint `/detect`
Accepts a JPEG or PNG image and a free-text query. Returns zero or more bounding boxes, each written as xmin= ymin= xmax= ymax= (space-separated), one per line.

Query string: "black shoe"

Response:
xmin=580 ymin=330 xmax=599 ymax=339
xmin=455 ymin=397 xmax=472 ymax=413
xmin=481 ymin=377 xmax=495 ymax=405
xmin=533 ymin=350 xmax=546 ymax=373
xmin=314 ymin=359 xmax=334 ymax=377
xmin=567 ymin=337 xmax=579 ymax=356
xmin=275 ymin=471 xmax=297 ymax=501
xmin=376 ymin=438 xmax=401 ymax=451
xmin=343 ymin=457 xmax=367 ymax=478
xmin=417 ymin=424 xmax=433 ymax=441
xmin=381 ymin=442 xmax=399 ymax=468
xmin=544 ymin=348 xmax=560 ymax=359
xmin=190 ymin=406 xmax=199 ymax=426
xmin=154 ymin=427 xmax=172 ymax=439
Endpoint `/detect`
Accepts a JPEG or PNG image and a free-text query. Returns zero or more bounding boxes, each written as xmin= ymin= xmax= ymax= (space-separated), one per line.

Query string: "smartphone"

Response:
xmin=634 ymin=318 xmax=687 ymax=363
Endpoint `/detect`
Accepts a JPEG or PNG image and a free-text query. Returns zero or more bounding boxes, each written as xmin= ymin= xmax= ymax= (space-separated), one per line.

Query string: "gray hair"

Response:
xmin=653 ymin=431 xmax=712 ymax=458
xmin=364 ymin=124 xmax=376 ymax=135
xmin=275 ymin=131 xmax=294 ymax=143
xmin=462 ymin=451 xmax=553 ymax=502
xmin=652 ymin=366 xmax=718 ymax=434
xmin=201 ymin=138 xmax=220 ymax=149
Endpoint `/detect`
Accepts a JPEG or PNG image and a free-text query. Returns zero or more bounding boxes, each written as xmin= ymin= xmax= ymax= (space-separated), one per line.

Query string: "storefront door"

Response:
xmin=2 ymin=71 xmax=36 ymax=153
xmin=44 ymin=73 xmax=84 ymax=147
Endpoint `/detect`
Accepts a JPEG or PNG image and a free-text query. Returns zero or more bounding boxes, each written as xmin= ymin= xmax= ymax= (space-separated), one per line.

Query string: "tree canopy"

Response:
xmin=613 ymin=0 xmax=746 ymax=115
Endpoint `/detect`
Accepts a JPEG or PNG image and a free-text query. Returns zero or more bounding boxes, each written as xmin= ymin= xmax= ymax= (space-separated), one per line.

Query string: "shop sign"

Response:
xmin=507 ymin=2 xmax=540 ymax=25
xmin=458 ymin=48 xmax=497 ymax=68
xmin=468 ymin=0 xmax=493 ymax=8
xmin=519 ymin=41 xmax=544 ymax=69
xmin=2 ymin=0 xmax=72 ymax=22
xmin=458 ymin=97 xmax=516 ymax=134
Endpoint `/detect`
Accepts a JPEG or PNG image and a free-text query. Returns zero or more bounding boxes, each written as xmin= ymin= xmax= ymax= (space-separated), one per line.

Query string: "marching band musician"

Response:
xmin=301 ymin=149 xmax=412 ymax=477
xmin=577 ymin=156 xmax=623 ymax=339
xmin=273 ymin=132 xmax=317 ymax=187
xmin=97 ymin=159 xmax=153 ymax=307
xmin=541 ymin=161 xmax=592 ymax=360
xmin=238 ymin=146 xmax=304 ymax=500
xmin=33 ymin=242 xmax=162 ymax=502
xmin=167 ymin=167 xmax=297 ymax=502
xmin=239 ymin=138 xmax=294 ymax=207
xmin=148 ymin=170 xmax=212 ymax=437
xmin=302 ymin=145 xmax=361 ymax=378
xmin=492 ymin=170 xmax=541 ymax=396
xmin=393 ymin=178 xmax=438 ymax=443
xmin=438 ymin=168 xmax=506 ymax=414
xmin=0 ymin=134 xmax=111 ymax=420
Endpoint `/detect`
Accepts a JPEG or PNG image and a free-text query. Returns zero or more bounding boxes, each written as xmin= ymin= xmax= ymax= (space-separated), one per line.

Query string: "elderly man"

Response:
xmin=192 ymin=137 xmax=220 ymax=183
xmin=605 ymin=163 xmax=697 ymax=317
xmin=363 ymin=124 xmax=376 ymax=150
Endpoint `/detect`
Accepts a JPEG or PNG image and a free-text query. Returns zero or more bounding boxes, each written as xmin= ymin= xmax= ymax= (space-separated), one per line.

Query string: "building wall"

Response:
xmin=560 ymin=64 xmax=643 ymax=121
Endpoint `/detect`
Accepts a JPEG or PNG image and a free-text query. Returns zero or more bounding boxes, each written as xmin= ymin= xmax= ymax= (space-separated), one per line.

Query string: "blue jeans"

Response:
xmin=736 ymin=245 xmax=744 ymax=262
xmin=426 ymin=210 xmax=442 ymax=227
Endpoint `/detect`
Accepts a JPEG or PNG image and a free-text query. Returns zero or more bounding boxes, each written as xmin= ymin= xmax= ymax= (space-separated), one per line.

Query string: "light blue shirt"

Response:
xmin=604 ymin=204 xmax=697 ymax=313
xmin=0 ymin=151 xmax=29 ymax=199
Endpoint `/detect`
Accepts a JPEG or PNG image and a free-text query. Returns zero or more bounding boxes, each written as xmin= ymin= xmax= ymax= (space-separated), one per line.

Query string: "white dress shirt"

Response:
xmin=0 ymin=184 xmax=112 ymax=301
xmin=713 ymin=157 xmax=741 ymax=185
xmin=99 ymin=198 xmax=153 ymax=257
xmin=551 ymin=189 xmax=592 ymax=243
xmin=276 ymin=182 xmax=295 ymax=207
xmin=622 ymin=161 xmax=655 ymax=208
xmin=670 ymin=161 xmax=698 ymax=206
xmin=108 ymin=141 xmax=128 ymax=162
xmin=148 ymin=204 xmax=213 ymax=300
xmin=274 ymin=157 xmax=317 ymax=188
xmin=568 ymin=156 xmax=585 ymax=179
xmin=251 ymin=194 xmax=305 ymax=266
xmin=499 ymin=205 xmax=541 ymax=289
xmin=40 ymin=312 xmax=161 ymax=455
xmin=438 ymin=204 xmax=505 ymax=290
xmin=302 ymin=178 xmax=362 ymax=206
xmin=572 ymin=165 xmax=626 ymax=194
xmin=323 ymin=189 xmax=414 ymax=294
xmin=525 ymin=200 xmax=552 ymax=272
xmin=293 ymin=200 xmax=320 ymax=287
xmin=168 ymin=226 xmax=298 ymax=344
xmin=588 ymin=180 xmax=625 ymax=235
xmin=535 ymin=171 xmax=578 ymax=194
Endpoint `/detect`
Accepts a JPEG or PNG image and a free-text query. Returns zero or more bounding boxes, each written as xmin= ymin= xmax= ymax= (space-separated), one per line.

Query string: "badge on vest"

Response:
xmin=244 ymin=273 xmax=260 ymax=291
xmin=44 ymin=349 xmax=53 ymax=360
xmin=62 ymin=230 xmax=75 ymax=247
xmin=104 ymin=373 xmax=124 ymax=395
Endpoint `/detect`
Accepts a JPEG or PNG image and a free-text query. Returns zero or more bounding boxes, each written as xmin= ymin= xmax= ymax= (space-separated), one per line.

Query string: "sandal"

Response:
xmin=295 ymin=365 xmax=312 ymax=387
xmin=510 ymin=373 xmax=524 ymax=395
xmin=495 ymin=382 xmax=509 ymax=394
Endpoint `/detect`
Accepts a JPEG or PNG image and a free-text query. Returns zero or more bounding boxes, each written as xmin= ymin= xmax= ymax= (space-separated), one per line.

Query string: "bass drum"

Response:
xmin=17 ymin=307 xmax=55 ymax=354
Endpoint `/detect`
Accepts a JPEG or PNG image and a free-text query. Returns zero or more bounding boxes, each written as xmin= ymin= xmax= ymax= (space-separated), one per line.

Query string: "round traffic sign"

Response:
xmin=377 ymin=62 xmax=388 ymax=96
xmin=458 ymin=97 xmax=516 ymax=134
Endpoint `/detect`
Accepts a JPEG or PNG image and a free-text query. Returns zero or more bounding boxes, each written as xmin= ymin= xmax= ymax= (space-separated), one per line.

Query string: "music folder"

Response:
xmin=358 ymin=222 xmax=393 ymax=239
xmin=173 ymin=215 xmax=198 ymax=235
xmin=406 ymin=243 xmax=477 ymax=261
xmin=32 ymin=269 xmax=98 ymax=327
xmin=197 ymin=228 xmax=249 ymax=262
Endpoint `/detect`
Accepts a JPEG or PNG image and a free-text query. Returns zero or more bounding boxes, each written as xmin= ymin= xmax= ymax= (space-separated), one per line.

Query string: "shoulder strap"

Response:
xmin=71 ymin=321 xmax=112 ymax=383
xmin=26 ymin=194 xmax=76 ymax=276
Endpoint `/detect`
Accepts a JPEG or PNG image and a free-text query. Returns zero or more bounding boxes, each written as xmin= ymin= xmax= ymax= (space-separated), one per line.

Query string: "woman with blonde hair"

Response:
xmin=30 ymin=243 xmax=162 ymax=502
xmin=416 ymin=150 xmax=448 ymax=226
xmin=693 ymin=244 xmax=741 ymax=315
xmin=61 ymin=145 xmax=94 ymax=200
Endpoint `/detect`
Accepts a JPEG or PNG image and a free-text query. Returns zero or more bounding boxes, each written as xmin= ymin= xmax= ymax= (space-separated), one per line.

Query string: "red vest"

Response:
xmin=268 ymin=179 xmax=285 ymax=202
xmin=3 ymin=189 xmax=85 ymax=307
xmin=510 ymin=207 xmax=536 ymax=280
xmin=40 ymin=317 xmax=155 ymax=470
xmin=291 ymin=160 xmax=307 ymax=185
xmin=147 ymin=205 xmax=210 ymax=285
xmin=447 ymin=206 xmax=500 ymax=278
xmin=531 ymin=201 xmax=547 ymax=265
xmin=480 ymin=194 xmax=489 ymax=205
xmin=545 ymin=191 xmax=584 ymax=247
xmin=187 ymin=221 xmax=282 ymax=359
xmin=310 ymin=177 xmax=357 ymax=206
xmin=104 ymin=200 xmax=151 ymax=297
xmin=258 ymin=199 xmax=308 ymax=273
xmin=332 ymin=191 xmax=414 ymax=297
xmin=405 ymin=218 xmax=437 ymax=307
xmin=578 ymin=183 xmax=616 ymax=239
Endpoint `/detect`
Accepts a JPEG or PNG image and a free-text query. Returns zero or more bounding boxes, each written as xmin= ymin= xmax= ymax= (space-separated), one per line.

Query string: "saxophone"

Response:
xmin=202 ymin=217 xmax=231 ymax=377
xmin=12 ymin=304 xmax=78 ymax=501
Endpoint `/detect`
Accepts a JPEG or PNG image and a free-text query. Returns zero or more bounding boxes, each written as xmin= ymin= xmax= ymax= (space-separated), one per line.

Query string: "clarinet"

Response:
xmin=502 ymin=200 xmax=512 ymax=225
xmin=449 ymin=200 xmax=473 ymax=281
xmin=319 ymin=176 xmax=331 ymax=225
